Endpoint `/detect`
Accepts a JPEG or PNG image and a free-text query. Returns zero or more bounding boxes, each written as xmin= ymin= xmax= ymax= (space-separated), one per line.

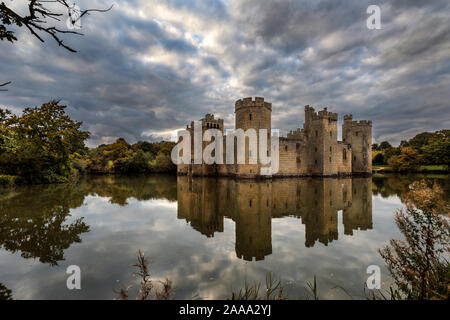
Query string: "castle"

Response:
xmin=178 ymin=97 xmax=372 ymax=178
xmin=178 ymin=176 xmax=373 ymax=261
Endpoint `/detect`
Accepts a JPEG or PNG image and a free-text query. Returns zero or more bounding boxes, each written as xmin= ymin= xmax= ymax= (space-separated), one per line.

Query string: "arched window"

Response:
xmin=249 ymin=114 xmax=252 ymax=121
xmin=343 ymin=149 xmax=347 ymax=160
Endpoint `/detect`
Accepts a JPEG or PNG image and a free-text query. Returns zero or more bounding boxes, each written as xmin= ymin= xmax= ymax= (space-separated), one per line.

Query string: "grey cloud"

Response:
xmin=0 ymin=0 xmax=449 ymax=146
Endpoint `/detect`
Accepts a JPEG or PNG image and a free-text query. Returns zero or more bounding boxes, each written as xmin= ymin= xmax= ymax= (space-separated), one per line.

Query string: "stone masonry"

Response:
xmin=177 ymin=97 xmax=372 ymax=178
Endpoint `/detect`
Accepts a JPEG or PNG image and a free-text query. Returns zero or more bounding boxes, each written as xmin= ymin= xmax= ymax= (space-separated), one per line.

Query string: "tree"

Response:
xmin=372 ymin=152 xmax=384 ymax=165
xmin=407 ymin=132 xmax=435 ymax=150
xmin=149 ymin=153 xmax=176 ymax=173
xmin=0 ymin=0 xmax=112 ymax=52
xmin=379 ymin=141 xmax=392 ymax=150
xmin=379 ymin=181 xmax=449 ymax=300
xmin=0 ymin=100 xmax=90 ymax=183
xmin=421 ymin=130 xmax=450 ymax=166
xmin=383 ymin=147 xmax=400 ymax=164
xmin=388 ymin=147 xmax=422 ymax=172
xmin=0 ymin=283 xmax=12 ymax=300
xmin=126 ymin=150 xmax=151 ymax=173
xmin=0 ymin=81 xmax=11 ymax=91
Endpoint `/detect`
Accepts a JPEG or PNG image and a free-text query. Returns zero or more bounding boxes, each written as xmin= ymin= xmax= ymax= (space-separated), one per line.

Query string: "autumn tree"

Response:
xmin=388 ymin=147 xmax=423 ymax=172
xmin=0 ymin=100 xmax=89 ymax=183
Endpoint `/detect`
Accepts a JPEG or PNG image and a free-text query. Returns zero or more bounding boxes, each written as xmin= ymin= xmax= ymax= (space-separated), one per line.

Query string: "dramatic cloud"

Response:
xmin=1 ymin=0 xmax=449 ymax=146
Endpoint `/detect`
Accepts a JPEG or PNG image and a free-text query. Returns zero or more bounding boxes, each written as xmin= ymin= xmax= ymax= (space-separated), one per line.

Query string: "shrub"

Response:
xmin=373 ymin=152 xmax=384 ymax=165
xmin=379 ymin=181 xmax=450 ymax=300
xmin=387 ymin=147 xmax=422 ymax=172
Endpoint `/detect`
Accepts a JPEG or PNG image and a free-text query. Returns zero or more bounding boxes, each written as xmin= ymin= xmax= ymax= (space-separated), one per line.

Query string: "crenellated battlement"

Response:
xmin=358 ymin=120 xmax=372 ymax=126
xmin=235 ymin=97 xmax=272 ymax=112
xmin=343 ymin=116 xmax=372 ymax=127
xmin=317 ymin=107 xmax=338 ymax=121
xmin=287 ymin=128 xmax=305 ymax=140
xmin=305 ymin=105 xmax=338 ymax=122
xmin=179 ymin=96 xmax=372 ymax=178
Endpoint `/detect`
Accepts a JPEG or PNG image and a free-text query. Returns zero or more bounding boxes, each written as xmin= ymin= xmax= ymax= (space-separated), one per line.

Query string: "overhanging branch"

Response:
xmin=0 ymin=1 xmax=113 ymax=52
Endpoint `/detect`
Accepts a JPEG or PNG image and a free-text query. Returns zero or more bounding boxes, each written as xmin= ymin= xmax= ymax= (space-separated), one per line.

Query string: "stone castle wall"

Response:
xmin=178 ymin=97 xmax=372 ymax=178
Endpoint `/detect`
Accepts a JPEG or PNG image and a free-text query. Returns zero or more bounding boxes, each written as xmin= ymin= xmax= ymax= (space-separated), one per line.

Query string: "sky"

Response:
xmin=1 ymin=0 xmax=449 ymax=147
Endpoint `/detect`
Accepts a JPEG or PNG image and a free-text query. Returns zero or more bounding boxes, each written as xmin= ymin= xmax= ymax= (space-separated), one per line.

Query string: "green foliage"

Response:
xmin=388 ymin=147 xmax=423 ymax=172
xmin=372 ymin=152 xmax=384 ymax=165
xmin=149 ymin=153 xmax=176 ymax=173
xmin=383 ymin=147 xmax=401 ymax=164
xmin=379 ymin=141 xmax=392 ymax=150
xmin=405 ymin=132 xmax=436 ymax=149
xmin=421 ymin=130 xmax=450 ymax=166
xmin=0 ymin=283 xmax=12 ymax=300
xmin=1 ymin=102 xmax=176 ymax=182
xmin=86 ymin=139 xmax=176 ymax=174
xmin=0 ymin=101 xmax=89 ymax=183
xmin=375 ymin=130 xmax=449 ymax=170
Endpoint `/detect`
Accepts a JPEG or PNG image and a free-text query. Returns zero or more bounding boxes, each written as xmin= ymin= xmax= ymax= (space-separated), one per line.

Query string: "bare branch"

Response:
xmin=0 ymin=1 xmax=113 ymax=52
xmin=0 ymin=81 xmax=11 ymax=91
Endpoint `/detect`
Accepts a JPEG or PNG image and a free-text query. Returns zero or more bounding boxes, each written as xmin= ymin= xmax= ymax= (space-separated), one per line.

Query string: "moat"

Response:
xmin=0 ymin=174 xmax=448 ymax=299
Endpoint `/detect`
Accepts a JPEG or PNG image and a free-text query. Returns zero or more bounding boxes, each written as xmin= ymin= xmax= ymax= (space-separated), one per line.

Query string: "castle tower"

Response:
xmin=303 ymin=106 xmax=339 ymax=176
xmin=187 ymin=114 xmax=224 ymax=176
xmin=234 ymin=97 xmax=272 ymax=177
xmin=342 ymin=115 xmax=372 ymax=174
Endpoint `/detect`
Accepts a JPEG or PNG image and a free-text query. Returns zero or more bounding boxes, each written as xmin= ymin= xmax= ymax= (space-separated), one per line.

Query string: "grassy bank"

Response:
xmin=373 ymin=165 xmax=448 ymax=173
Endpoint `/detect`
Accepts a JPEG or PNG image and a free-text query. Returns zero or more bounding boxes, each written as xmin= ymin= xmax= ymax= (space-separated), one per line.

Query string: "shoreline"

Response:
xmin=2 ymin=169 xmax=448 ymax=188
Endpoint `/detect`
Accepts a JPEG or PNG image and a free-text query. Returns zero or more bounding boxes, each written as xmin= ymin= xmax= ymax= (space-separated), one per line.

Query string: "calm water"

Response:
xmin=0 ymin=174 xmax=448 ymax=300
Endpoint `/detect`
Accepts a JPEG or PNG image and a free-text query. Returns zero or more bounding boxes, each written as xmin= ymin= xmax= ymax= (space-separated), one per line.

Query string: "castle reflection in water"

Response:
xmin=177 ymin=177 xmax=372 ymax=261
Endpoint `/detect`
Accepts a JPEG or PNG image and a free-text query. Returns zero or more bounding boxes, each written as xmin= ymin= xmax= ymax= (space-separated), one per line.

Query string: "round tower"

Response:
xmin=234 ymin=97 xmax=272 ymax=177
xmin=235 ymin=97 xmax=272 ymax=131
